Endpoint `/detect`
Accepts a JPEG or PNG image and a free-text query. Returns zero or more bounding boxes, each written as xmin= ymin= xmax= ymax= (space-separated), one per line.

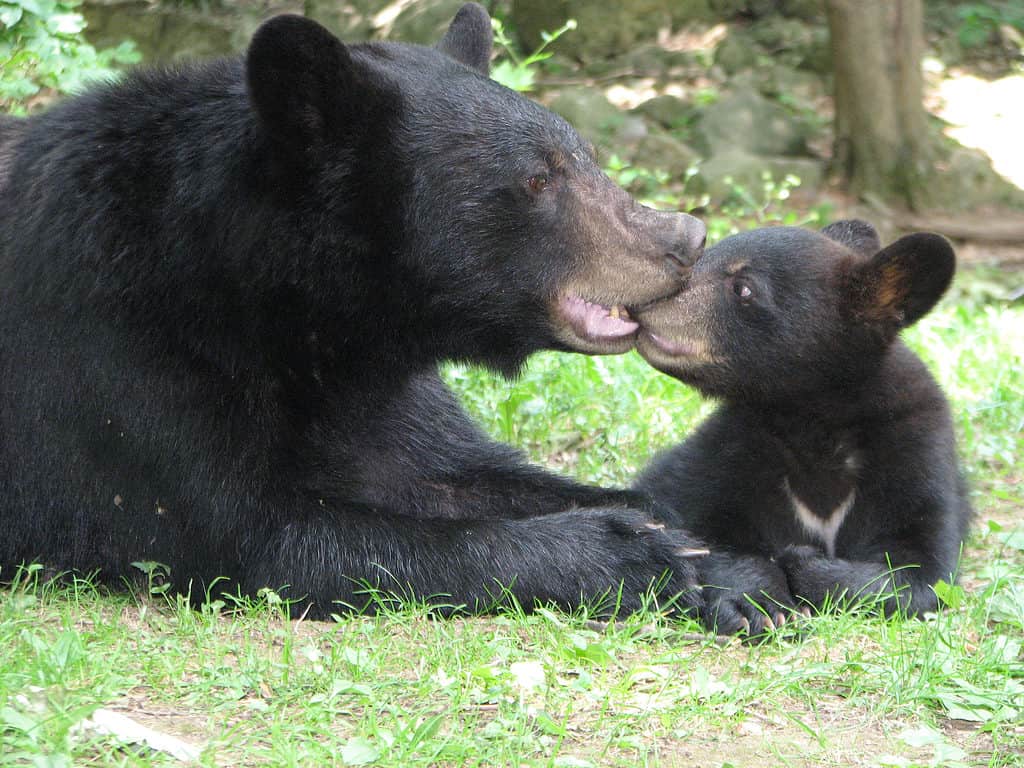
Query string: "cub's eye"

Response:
xmin=526 ymin=174 xmax=550 ymax=194
xmin=732 ymin=280 xmax=753 ymax=301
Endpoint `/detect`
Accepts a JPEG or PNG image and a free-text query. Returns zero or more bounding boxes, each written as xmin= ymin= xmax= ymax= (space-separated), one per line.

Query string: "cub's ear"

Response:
xmin=437 ymin=3 xmax=493 ymax=74
xmin=822 ymin=219 xmax=881 ymax=256
xmin=246 ymin=15 xmax=355 ymax=149
xmin=850 ymin=233 xmax=955 ymax=329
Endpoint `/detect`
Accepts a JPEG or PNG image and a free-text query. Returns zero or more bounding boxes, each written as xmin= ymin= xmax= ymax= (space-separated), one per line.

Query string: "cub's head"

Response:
xmin=635 ymin=220 xmax=955 ymax=400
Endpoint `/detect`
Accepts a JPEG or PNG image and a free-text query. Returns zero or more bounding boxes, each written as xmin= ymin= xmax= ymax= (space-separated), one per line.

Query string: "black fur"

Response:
xmin=0 ymin=7 xmax=712 ymax=620
xmin=634 ymin=221 xmax=971 ymax=633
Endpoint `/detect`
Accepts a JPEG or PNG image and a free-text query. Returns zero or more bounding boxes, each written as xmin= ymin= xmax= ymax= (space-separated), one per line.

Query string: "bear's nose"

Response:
xmin=674 ymin=215 xmax=707 ymax=267
xmin=631 ymin=206 xmax=706 ymax=276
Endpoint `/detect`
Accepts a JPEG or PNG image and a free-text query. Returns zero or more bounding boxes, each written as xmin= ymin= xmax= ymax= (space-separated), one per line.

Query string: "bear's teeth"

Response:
xmin=610 ymin=305 xmax=620 ymax=319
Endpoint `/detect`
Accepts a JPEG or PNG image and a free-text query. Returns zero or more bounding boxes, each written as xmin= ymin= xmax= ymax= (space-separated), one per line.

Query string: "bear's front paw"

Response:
xmin=699 ymin=553 xmax=798 ymax=638
xmin=573 ymin=507 xmax=708 ymax=618
xmin=704 ymin=591 xmax=795 ymax=639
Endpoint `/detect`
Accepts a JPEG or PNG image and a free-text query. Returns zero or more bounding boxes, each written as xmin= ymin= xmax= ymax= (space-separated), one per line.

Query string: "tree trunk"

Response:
xmin=826 ymin=0 xmax=932 ymax=209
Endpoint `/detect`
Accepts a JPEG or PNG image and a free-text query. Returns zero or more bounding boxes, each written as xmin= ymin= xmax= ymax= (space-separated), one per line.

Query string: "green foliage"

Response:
xmin=0 ymin=0 xmax=138 ymax=113
xmin=955 ymin=1 xmax=1024 ymax=49
xmin=704 ymin=171 xmax=831 ymax=241
xmin=490 ymin=16 xmax=576 ymax=92
xmin=129 ymin=560 xmax=172 ymax=597
xmin=604 ymin=159 xmax=831 ymax=245
xmin=603 ymin=153 xmax=676 ymax=199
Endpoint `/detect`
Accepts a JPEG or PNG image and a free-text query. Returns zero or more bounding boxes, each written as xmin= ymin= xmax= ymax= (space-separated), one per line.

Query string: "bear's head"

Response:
xmin=634 ymin=220 xmax=955 ymax=400
xmin=244 ymin=5 xmax=706 ymax=374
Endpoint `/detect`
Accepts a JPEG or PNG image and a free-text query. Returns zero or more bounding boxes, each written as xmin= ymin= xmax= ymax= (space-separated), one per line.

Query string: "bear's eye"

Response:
xmin=526 ymin=174 xmax=550 ymax=194
xmin=732 ymin=280 xmax=753 ymax=301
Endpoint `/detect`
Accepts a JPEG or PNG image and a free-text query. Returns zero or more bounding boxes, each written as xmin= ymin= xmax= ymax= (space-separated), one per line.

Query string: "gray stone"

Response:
xmin=779 ymin=0 xmax=825 ymax=19
xmin=83 ymin=0 xmax=276 ymax=61
xmin=713 ymin=31 xmax=760 ymax=75
xmin=510 ymin=0 xmax=680 ymax=62
xmin=631 ymin=95 xmax=697 ymax=131
xmin=928 ymin=147 xmax=1024 ymax=210
xmin=305 ymin=0 xmax=380 ymax=41
xmin=757 ymin=64 xmax=828 ymax=102
xmin=631 ymin=132 xmax=702 ymax=180
xmin=619 ymin=44 xmax=678 ymax=75
xmin=691 ymin=86 xmax=813 ymax=157
xmin=616 ymin=116 xmax=650 ymax=144
xmin=708 ymin=0 xmax=823 ymax=18
xmin=547 ymin=90 xmax=626 ymax=145
xmin=697 ymin=148 xmax=823 ymax=203
xmin=713 ymin=15 xmax=830 ymax=75
xmin=387 ymin=0 xmax=467 ymax=45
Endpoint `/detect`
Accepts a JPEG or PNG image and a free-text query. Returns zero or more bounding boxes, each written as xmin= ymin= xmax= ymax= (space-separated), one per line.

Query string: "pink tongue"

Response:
xmin=562 ymin=296 xmax=639 ymax=340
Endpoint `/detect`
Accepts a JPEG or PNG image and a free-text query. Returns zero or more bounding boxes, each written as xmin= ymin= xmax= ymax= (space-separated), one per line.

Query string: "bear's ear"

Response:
xmin=246 ymin=14 xmax=356 ymax=149
xmin=822 ymin=219 xmax=881 ymax=256
xmin=437 ymin=3 xmax=493 ymax=74
xmin=849 ymin=233 xmax=956 ymax=329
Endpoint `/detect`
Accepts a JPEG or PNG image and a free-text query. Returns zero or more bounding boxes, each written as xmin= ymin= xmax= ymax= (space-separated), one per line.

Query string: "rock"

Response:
xmin=305 ymin=0 xmax=380 ymax=40
xmin=83 ymin=0 xmax=272 ymax=60
xmin=632 ymin=95 xmax=698 ymax=131
xmin=547 ymin=90 xmax=627 ymax=145
xmin=749 ymin=16 xmax=830 ymax=72
xmin=713 ymin=30 xmax=761 ymax=74
xmin=708 ymin=0 xmax=824 ymax=19
xmin=618 ymin=44 xmax=679 ymax=74
xmin=510 ymin=0 xmax=682 ymax=62
xmin=617 ymin=116 xmax=650 ymax=144
xmin=697 ymin=149 xmax=824 ymax=203
xmin=749 ymin=17 xmax=812 ymax=49
xmin=691 ymin=86 xmax=813 ymax=157
xmin=713 ymin=17 xmax=830 ymax=75
xmin=632 ymin=131 xmax=702 ymax=180
xmin=758 ymin=64 xmax=828 ymax=102
xmin=778 ymin=0 xmax=826 ymax=19
xmin=386 ymin=0 xmax=468 ymax=45
xmin=928 ymin=147 xmax=1024 ymax=210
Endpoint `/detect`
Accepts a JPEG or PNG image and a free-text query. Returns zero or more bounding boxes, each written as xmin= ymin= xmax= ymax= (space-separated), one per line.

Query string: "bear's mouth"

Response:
xmin=636 ymin=330 xmax=723 ymax=370
xmin=559 ymin=294 xmax=639 ymax=341
xmin=643 ymin=331 xmax=699 ymax=357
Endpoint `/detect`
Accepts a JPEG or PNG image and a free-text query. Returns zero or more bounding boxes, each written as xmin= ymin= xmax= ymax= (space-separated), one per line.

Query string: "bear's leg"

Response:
xmin=777 ymin=545 xmax=950 ymax=616
xmin=238 ymin=505 xmax=707 ymax=619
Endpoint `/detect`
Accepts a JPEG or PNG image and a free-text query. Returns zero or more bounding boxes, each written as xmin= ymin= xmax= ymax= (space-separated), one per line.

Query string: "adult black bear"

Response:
xmin=0 ymin=5 xmax=715 ymax=619
xmin=635 ymin=221 xmax=971 ymax=634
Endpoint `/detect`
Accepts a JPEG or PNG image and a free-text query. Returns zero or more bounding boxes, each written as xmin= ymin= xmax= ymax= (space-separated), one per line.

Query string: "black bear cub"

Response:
xmin=634 ymin=220 xmax=972 ymax=634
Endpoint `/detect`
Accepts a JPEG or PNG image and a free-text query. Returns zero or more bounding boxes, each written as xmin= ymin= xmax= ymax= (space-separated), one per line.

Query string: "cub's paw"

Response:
xmin=776 ymin=544 xmax=827 ymax=569
xmin=776 ymin=544 xmax=834 ymax=610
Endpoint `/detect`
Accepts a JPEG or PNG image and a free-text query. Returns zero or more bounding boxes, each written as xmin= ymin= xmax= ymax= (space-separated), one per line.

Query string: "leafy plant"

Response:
xmin=711 ymin=171 xmax=829 ymax=236
xmin=490 ymin=16 xmax=575 ymax=92
xmin=0 ymin=0 xmax=138 ymax=113
xmin=604 ymin=157 xmax=831 ymax=245
xmin=129 ymin=560 xmax=172 ymax=597
xmin=955 ymin=1 xmax=1024 ymax=49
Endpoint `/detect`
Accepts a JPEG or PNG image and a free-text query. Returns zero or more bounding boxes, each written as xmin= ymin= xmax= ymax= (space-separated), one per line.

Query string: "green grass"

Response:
xmin=1 ymin=264 xmax=1022 ymax=766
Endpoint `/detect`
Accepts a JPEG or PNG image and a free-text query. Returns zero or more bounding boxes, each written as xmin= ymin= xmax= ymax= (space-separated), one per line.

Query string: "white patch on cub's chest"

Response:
xmin=782 ymin=477 xmax=855 ymax=558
